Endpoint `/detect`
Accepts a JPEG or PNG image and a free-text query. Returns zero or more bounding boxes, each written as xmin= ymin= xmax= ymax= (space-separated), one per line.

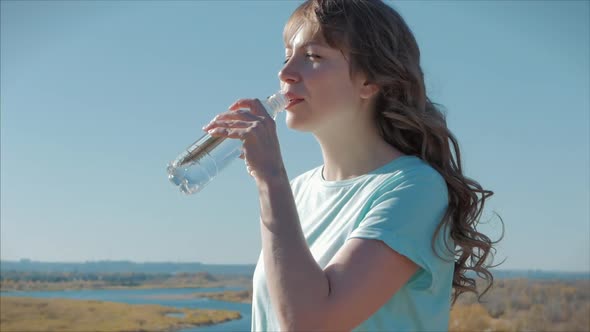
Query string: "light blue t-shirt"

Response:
xmin=251 ymin=155 xmax=455 ymax=331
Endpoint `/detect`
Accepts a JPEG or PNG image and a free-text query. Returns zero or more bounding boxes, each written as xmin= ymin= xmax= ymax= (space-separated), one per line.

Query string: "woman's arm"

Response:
xmin=255 ymin=171 xmax=332 ymax=331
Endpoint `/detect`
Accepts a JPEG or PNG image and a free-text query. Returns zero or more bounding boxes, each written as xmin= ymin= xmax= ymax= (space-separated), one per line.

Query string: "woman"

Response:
xmin=203 ymin=0 xmax=503 ymax=330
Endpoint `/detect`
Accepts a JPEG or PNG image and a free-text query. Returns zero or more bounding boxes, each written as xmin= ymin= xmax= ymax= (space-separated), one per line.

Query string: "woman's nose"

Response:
xmin=278 ymin=63 xmax=301 ymax=84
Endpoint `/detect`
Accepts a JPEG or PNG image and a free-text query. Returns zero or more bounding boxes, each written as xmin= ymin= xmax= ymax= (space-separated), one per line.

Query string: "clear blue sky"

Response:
xmin=1 ymin=1 xmax=588 ymax=272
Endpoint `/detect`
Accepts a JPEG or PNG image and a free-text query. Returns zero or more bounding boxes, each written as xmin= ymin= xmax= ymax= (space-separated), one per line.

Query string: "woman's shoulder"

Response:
xmin=372 ymin=156 xmax=447 ymax=194
xmin=404 ymin=157 xmax=446 ymax=185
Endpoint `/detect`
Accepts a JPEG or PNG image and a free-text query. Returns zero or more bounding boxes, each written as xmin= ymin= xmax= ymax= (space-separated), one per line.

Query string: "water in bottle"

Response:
xmin=167 ymin=91 xmax=288 ymax=195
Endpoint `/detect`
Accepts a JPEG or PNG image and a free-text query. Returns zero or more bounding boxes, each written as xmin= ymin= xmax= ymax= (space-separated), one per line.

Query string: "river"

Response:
xmin=0 ymin=286 xmax=251 ymax=332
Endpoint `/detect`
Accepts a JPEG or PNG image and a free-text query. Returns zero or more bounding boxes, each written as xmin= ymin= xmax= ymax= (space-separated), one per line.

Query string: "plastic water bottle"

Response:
xmin=167 ymin=91 xmax=288 ymax=195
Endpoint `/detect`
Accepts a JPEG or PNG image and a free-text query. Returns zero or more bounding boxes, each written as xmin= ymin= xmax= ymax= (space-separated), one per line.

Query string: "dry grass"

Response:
xmin=449 ymin=278 xmax=590 ymax=332
xmin=193 ymin=289 xmax=252 ymax=303
xmin=0 ymin=296 xmax=241 ymax=332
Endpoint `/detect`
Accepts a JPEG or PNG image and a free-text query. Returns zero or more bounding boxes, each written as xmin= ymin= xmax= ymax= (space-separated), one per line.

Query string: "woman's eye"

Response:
xmin=306 ymin=53 xmax=321 ymax=60
xmin=283 ymin=53 xmax=321 ymax=64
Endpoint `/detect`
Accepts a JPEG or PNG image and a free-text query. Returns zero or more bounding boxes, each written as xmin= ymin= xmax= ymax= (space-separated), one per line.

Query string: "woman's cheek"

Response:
xmin=317 ymin=88 xmax=348 ymax=114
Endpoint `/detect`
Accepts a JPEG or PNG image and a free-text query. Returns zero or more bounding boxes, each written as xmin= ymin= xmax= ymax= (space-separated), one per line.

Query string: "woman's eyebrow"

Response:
xmin=285 ymin=41 xmax=328 ymax=50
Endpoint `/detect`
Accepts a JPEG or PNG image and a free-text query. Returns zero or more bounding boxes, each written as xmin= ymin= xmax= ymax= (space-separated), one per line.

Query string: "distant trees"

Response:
xmin=0 ymin=271 xmax=170 ymax=289
xmin=0 ymin=270 xmax=236 ymax=291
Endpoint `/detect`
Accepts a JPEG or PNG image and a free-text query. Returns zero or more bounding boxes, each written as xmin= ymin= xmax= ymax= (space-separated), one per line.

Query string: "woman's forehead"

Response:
xmin=285 ymin=31 xmax=333 ymax=55
xmin=284 ymin=21 xmax=325 ymax=47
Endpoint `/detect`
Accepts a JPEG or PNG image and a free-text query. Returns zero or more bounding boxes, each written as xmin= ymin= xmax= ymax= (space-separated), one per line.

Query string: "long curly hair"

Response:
xmin=283 ymin=0 xmax=505 ymax=306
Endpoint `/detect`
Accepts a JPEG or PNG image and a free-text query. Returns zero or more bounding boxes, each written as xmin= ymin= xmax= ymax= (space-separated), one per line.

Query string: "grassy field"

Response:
xmin=3 ymin=271 xmax=588 ymax=331
xmin=139 ymin=278 xmax=590 ymax=331
xmin=145 ymin=289 xmax=253 ymax=303
xmin=448 ymin=278 xmax=589 ymax=331
xmin=189 ymin=289 xmax=252 ymax=303
xmin=0 ymin=296 xmax=241 ymax=332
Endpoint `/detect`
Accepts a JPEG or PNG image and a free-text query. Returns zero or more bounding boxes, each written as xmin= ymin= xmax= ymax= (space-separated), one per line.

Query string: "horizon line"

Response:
xmin=1 ymin=258 xmax=589 ymax=274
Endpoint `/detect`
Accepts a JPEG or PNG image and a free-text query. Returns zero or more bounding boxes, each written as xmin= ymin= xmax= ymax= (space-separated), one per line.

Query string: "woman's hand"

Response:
xmin=202 ymin=98 xmax=286 ymax=183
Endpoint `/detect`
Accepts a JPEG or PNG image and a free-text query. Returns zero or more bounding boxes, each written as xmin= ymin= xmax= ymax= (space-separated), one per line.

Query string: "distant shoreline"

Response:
xmin=1 ymin=259 xmax=587 ymax=279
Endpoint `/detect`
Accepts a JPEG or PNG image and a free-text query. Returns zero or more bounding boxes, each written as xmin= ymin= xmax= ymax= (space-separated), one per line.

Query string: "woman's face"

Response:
xmin=279 ymin=26 xmax=367 ymax=133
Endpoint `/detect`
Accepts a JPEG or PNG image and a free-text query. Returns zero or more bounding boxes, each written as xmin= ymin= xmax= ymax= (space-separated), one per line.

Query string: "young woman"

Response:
xmin=203 ymin=0 xmax=503 ymax=330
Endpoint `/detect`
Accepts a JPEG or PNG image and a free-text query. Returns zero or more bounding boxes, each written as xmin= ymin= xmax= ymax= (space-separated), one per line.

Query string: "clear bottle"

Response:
xmin=167 ymin=91 xmax=288 ymax=195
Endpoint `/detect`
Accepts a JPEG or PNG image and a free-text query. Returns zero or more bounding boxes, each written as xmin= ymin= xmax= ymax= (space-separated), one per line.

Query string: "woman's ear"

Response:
xmin=359 ymin=81 xmax=380 ymax=100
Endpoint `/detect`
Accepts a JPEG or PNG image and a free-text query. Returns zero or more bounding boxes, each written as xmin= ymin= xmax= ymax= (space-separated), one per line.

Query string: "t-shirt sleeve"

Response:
xmin=346 ymin=173 xmax=451 ymax=292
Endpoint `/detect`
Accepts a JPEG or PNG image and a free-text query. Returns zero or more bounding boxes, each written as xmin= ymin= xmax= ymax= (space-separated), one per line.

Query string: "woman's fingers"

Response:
xmin=220 ymin=109 xmax=260 ymax=121
xmin=202 ymin=97 xmax=282 ymax=181
xmin=228 ymin=98 xmax=270 ymax=118
xmin=203 ymin=119 xmax=252 ymax=131
xmin=203 ymin=109 xmax=262 ymax=130
xmin=207 ymin=126 xmax=254 ymax=141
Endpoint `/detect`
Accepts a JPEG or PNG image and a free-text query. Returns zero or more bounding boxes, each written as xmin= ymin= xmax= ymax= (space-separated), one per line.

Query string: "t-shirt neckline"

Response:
xmin=316 ymin=155 xmax=419 ymax=188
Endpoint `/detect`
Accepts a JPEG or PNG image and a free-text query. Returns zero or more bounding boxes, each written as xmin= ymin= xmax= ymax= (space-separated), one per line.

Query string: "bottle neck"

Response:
xmin=264 ymin=92 xmax=288 ymax=119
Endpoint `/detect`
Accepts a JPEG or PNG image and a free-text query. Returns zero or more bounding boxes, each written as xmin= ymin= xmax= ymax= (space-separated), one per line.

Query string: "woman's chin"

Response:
xmin=285 ymin=112 xmax=312 ymax=132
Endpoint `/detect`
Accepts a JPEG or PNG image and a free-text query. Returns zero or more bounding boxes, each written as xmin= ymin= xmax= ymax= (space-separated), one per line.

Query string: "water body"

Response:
xmin=0 ymin=287 xmax=251 ymax=332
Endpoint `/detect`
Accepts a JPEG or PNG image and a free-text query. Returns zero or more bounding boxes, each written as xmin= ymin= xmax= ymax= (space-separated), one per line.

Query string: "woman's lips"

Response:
xmin=286 ymin=99 xmax=304 ymax=110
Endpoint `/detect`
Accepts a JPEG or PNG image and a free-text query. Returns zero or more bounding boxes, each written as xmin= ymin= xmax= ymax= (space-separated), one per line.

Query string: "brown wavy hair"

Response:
xmin=283 ymin=0 xmax=505 ymax=306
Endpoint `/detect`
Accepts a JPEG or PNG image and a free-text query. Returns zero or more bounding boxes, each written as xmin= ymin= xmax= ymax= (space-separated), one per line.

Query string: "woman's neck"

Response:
xmin=314 ymin=121 xmax=405 ymax=181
